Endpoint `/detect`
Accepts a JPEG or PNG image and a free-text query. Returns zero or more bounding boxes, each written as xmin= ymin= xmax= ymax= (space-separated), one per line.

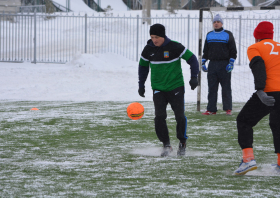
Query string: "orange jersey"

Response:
xmin=247 ymin=39 xmax=280 ymax=92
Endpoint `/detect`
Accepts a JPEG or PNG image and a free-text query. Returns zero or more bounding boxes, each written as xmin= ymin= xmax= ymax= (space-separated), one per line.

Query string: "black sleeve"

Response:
xmin=138 ymin=65 xmax=149 ymax=88
xmin=228 ymin=32 xmax=237 ymax=60
xmin=202 ymin=38 xmax=208 ymax=60
xmin=249 ymin=56 xmax=266 ymax=91
xmin=187 ymin=54 xmax=199 ymax=78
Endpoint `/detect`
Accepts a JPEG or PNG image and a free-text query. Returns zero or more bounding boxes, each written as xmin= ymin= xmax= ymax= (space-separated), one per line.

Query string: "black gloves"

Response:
xmin=138 ymin=87 xmax=145 ymax=97
xmin=189 ymin=77 xmax=198 ymax=90
xmin=256 ymin=90 xmax=275 ymax=106
xmin=139 ymin=78 xmax=197 ymax=96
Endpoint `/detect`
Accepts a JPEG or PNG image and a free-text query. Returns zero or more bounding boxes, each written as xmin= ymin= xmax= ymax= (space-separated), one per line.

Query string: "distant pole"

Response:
xmin=136 ymin=15 xmax=139 ymax=61
xmin=142 ymin=0 xmax=151 ymax=25
xmin=158 ymin=0 xmax=161 ymax=10
xmin=197 ymin=8 xmax=204 ymax=111
xmin=66 ymin=0 xmax=70 ymax=12
xmin=85 ymin=14 xmax=87 ymax=54
xmin=34 ymin=10 xmax=37 ymax=64
xmin=97 ymin=0 xmax=100 ymax=12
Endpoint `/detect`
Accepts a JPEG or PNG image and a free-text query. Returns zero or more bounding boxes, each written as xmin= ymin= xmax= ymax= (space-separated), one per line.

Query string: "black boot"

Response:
xmin=177 ymin=142 xmax=186 ymax=156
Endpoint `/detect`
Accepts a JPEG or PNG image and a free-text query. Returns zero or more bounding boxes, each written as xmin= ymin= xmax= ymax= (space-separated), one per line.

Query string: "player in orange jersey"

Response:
xmin=234 ymin=21 xmax=280 ymax=175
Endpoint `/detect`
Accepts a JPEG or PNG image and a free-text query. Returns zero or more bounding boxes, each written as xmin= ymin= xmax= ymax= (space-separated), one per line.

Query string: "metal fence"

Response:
xmin=1 ymin=11 xmax=280 ymax=64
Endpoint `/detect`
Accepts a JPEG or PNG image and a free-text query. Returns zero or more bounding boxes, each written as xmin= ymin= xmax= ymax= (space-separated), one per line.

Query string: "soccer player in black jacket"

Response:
xmin=138 ymin=24 xmax=199 ymax=156
xmin=201 ymin=14 xmax=237 ymax=116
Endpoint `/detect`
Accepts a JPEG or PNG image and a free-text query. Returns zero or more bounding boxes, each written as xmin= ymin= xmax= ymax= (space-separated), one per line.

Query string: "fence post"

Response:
xmin=238 ymin=15 xmax=241 ymax=65
xmin=136 ymin=15 xmax=139 ymax=62
xmin=34 ymin=10 xmax=36 ymax=64
xmin=187 ymin=14 xmax=190 ymax=50
xmin=85 ymin=13 xmax=87 ymax=53
xmin=197 ymin=9 xmax=204 ymax=112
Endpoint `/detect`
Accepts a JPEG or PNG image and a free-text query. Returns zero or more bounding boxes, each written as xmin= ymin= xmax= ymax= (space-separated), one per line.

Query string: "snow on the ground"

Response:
xmin=0 ymin=52 xmax=195 ymax=102
xmin=2 ymin=7 xmax=278 ymax=102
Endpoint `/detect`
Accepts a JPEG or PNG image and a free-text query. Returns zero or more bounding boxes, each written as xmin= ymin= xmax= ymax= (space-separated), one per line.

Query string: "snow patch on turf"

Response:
xmin=245 ymin=164 xmax=280 ymax=176
xmin=131 ymin=147 xmax=209 ymax=157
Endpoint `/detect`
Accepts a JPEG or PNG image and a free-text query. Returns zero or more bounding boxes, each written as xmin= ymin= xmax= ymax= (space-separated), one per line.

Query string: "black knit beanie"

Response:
xmin=149 ymin=24 xmax=165 ymax=38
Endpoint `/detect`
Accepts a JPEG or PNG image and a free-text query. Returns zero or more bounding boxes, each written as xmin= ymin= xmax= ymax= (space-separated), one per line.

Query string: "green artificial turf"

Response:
xmin=0 ymin=101 xmax=279 ymax=197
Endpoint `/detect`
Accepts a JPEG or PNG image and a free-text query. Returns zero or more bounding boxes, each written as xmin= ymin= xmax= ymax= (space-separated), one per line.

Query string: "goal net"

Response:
xmin=197 ymin=6 xmax=280 ymax=111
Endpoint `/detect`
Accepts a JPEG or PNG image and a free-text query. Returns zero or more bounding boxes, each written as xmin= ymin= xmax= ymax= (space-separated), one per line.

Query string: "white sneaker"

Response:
xmin=272 ymin=164 xmax=280 ymax=173
xmin=234 ymin=159 xmax=257 ymax=175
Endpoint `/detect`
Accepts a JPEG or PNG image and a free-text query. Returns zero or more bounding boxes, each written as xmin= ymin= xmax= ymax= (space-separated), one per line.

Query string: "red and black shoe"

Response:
xmin=202 ymin=111 xmax=216 ymax=115
xmin=226 ymin=110 xmax=232 ymax=115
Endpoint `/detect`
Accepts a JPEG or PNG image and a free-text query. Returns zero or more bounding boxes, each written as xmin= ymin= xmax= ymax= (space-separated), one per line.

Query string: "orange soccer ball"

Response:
xmin=127 ymin=102 xmax=144 ymax=120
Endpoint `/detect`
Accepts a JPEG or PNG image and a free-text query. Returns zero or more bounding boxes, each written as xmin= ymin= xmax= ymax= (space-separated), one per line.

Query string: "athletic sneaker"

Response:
xmin=234 ymin=159 xmax=257 ymax=175
xmin=161 ymin=145 xmax=173 ymax=157
xmin=202 ymin=111 xmax=216 ymax=115
xmin=226 ymin=110 xmax=232 ymax=115
xmin=177 ymin=142 xmax=186 ymax=156
xmin=275 ymin=164 xmax=280 ymax=173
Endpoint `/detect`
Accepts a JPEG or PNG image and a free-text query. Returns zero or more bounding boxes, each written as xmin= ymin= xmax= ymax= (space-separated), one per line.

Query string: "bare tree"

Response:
xmin=45 ymin=0 xmax=55 ymax=14
xmin=142 ymin=0 xmax=151 ymax=25
xmin=45 ymin=0 xmax=56 ymax=20
xmin=167 ymin=0 xmax=180 ymax=14
xmin=104 ymin=5 xmax=113 ymax=16
xmin=228 ymin=0 xmax=242 ymax=6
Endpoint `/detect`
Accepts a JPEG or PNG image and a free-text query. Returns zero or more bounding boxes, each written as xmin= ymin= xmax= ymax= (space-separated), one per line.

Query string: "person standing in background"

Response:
xmin=201 ymin=14 xmax=237 ymax=115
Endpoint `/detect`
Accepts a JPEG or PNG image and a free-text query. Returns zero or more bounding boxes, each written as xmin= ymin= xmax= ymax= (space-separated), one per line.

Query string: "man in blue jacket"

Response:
xmin=201 ymin=14 xmax=237 ymax=115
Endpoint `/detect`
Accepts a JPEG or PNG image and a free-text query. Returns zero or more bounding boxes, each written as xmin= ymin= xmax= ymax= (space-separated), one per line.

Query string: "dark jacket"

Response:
xmin=138 ymin=36 xmax=199 ymax=90
xmin=202 ymin=27 xmax=237 ymax=61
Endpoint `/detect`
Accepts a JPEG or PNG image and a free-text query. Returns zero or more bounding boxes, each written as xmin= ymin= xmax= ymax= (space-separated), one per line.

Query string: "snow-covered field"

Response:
xmin=2 ymin=6 xmax=280 ymax=103
xmin=1 ymin=2 xmax=280 ymax=197
xmin=0 ymin=52 xmax=254 ymax=103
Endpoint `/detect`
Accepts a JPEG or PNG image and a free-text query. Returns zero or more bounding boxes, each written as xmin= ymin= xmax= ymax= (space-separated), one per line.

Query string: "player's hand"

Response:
xmin=189 ymin=77 xmax=198 ymax=90
xmin=256 ymin=90 xmax=275 ymax=106
xmin=202 ymin=59 xmax=208 ymax=72
xmin=138 ymin=88 xmax=145 ymax=97
xmin=226 ymin=58 xmax=235 ymax=73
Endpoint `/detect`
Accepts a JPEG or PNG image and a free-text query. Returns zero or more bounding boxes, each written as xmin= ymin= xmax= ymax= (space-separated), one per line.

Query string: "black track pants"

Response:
xmin=207 ymin=60 xmax=232 ymax=112
xmin=153 ymin=86 xmax=187 ymax=145
xmin=236 ymin=92 xmax=280 ymax=153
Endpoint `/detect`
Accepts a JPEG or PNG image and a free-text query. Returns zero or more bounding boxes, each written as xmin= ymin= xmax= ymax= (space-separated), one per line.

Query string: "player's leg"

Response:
xmin=205 ymin=61 xmax=219 ymax=113
xmin=218 ymin=60 xmax=232 ymax=114
xmin=153 ymin=90 xmax=171 ymax=156
xmin=167 ymin=86 xmax=187 ymax=156
xmin=268 ymin=92 xmax=280 ymax=171
xmin=237 ymin=93 xmax=270 ymax=150
xmin=235 ymin=92 xmax=270 ymax=175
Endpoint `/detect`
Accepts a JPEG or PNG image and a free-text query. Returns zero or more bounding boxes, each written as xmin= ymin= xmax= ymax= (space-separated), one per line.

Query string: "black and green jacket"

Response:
xmin=138 ymin=36 xmax=199 ymax=92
